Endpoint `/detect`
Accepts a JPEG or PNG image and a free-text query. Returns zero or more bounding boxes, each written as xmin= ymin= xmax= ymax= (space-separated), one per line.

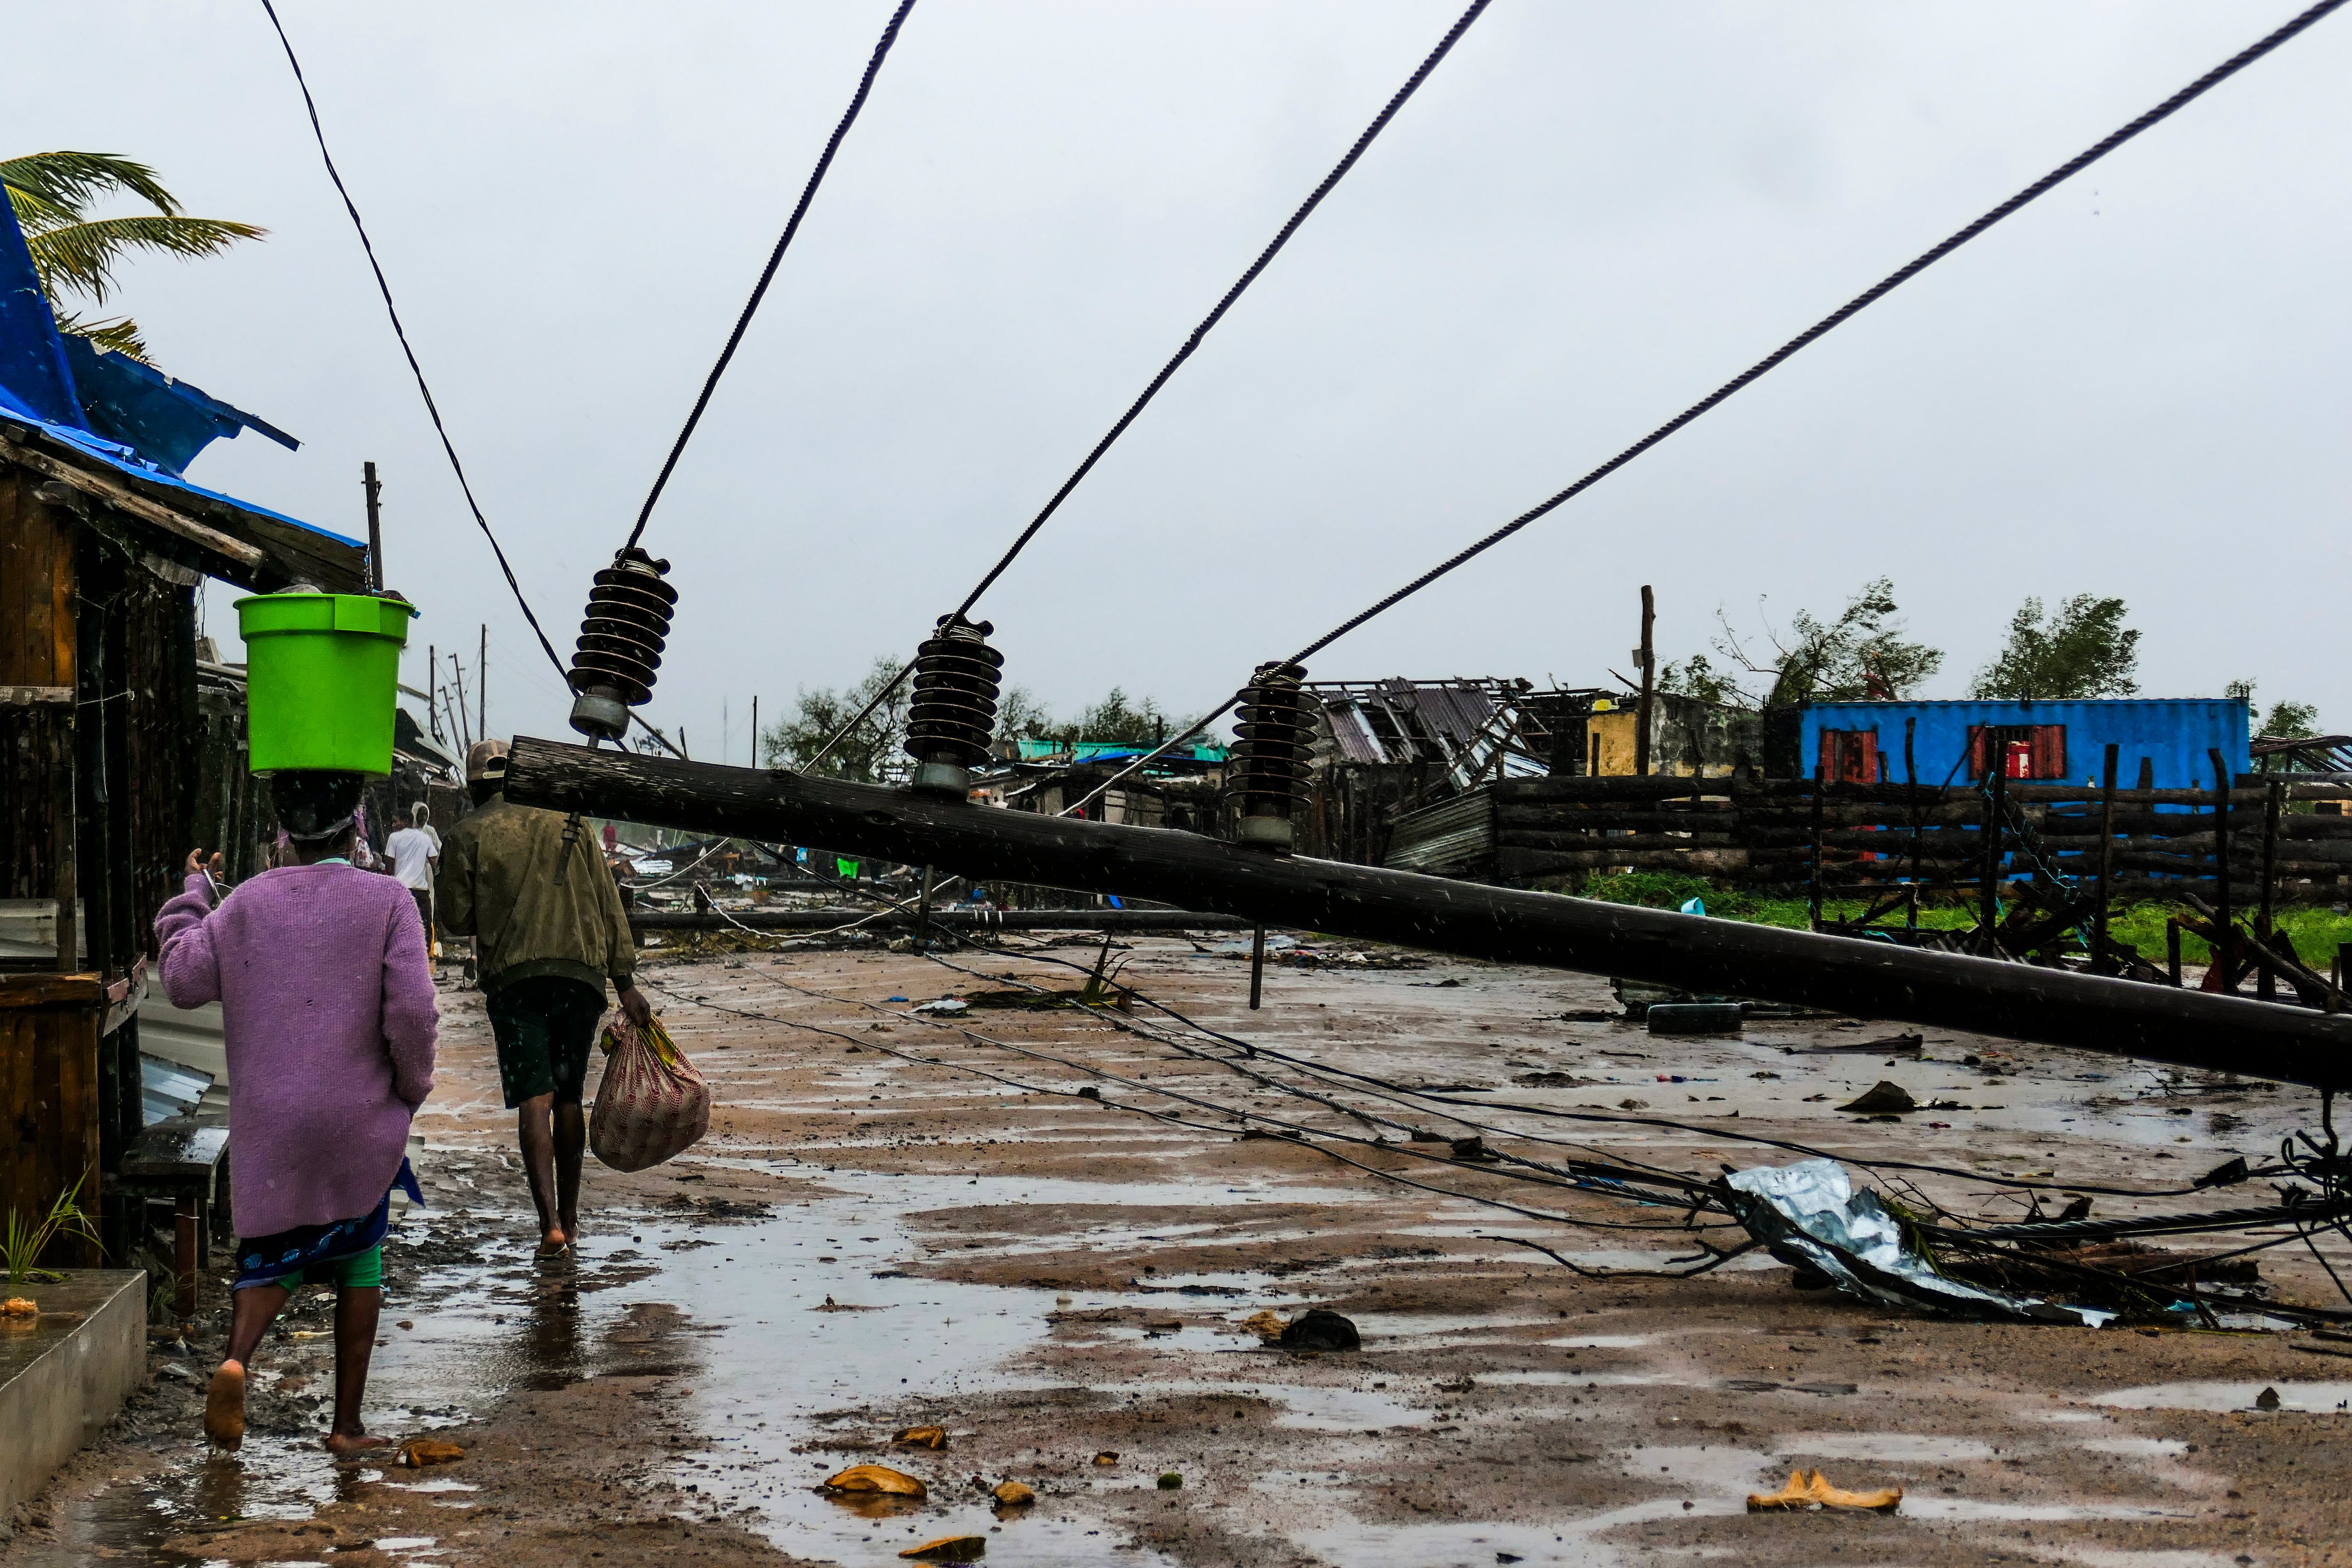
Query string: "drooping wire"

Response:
xmin=258 ymin=0 xmax=566 ymax=678
xmin=622 ymin=0 xmax=919 ymax=551
xmin=1280 ymin=0 xmax=2348 ymax=672
xmin=804 ymin=0 xmax=1494 ymax=772
xmin=1053 ymin=0 xmax=2349 ymax=820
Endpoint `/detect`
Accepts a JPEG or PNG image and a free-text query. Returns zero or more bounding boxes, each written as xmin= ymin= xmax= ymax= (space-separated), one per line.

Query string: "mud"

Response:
xmin=7 ymin=934 xmax=2350 ymax=1566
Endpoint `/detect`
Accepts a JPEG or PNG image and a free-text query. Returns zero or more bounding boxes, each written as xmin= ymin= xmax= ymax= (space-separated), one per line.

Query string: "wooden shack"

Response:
xmin=0 ymin=261 xmax=364 ymax=1262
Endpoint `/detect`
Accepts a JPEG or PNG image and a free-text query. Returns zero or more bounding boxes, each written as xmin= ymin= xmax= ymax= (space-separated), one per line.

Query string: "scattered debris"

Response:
xmin=895 ymin=1425 xmax=949 ymax=1450
xmin=1092 ymin=1451 xmax=1120 ymax=1466
xmin=1791 ymin=1033 xmax=1924 ymax=1058
xmin=1724 ymin=1159 xmax=2112 ymax=1327
xmin=912 ymin=998 xmax=969 ymax=1016
xmin=899 ymin=1535 xmax=987 ymax=1561
xmin=1157 ymin=1472 xmax=1184 ymax=1489
xmin=1647 ymin=1002 xmax=1742 ymax=1035
xmin=1242 ymin=1310 xmax=1288 ymax=1342
xmin=397 ymin=1439 xmax=466 ymax=1468
xmin=2257 ymin=1386 xmax=2282 ymax=1411
xmin=825 ymin=1464 xmax=928 ymax=1496
xmin=1747 ymin=1468 xmax=1902 ymax=1513
xmin=1836 ymin=1082 xmax=1918 ymax=1115
xmin=1 ymin=1297 xmax=36 ymax=1317
xmin=1511 ymin=1071 xmax=1596 ymax=1088
xmin=1448 ymin=1135 xmax=1499 ymax=1162
xmin=1279 ymin=1309 xmax=1361 ymax=1351
xmin=992 ymin=1480 xmax=1036 ymax=1507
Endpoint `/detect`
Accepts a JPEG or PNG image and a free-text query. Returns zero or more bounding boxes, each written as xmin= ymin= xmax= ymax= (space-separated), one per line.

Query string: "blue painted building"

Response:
xmin=1800 ymin=699 xmax=2250 ymax=791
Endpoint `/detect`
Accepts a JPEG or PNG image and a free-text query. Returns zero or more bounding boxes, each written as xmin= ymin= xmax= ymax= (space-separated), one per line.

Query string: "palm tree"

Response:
xmin=1 ymin=151 xmax=263 ymax=361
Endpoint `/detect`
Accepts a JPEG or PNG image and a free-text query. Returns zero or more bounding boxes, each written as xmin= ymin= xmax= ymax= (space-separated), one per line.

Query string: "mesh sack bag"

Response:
xmin=588 ymin=1012 xmax=710 ymax=1172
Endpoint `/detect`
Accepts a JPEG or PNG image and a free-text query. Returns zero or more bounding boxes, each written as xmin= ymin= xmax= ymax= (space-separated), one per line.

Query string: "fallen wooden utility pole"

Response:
xmin=506 ymin=737 xmax=2352 ymax=1090
xmin=631 ymin=907 xmax=1251 ymax=934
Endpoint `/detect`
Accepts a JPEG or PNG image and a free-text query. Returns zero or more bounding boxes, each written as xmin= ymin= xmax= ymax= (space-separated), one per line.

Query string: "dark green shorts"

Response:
xmin=486 ymin=975 xmax=607 ymax=1108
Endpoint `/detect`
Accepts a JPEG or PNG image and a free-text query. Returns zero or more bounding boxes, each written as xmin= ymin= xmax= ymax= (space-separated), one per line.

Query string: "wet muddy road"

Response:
xmin=9 ymin=933 xmax=2351 ymax=1567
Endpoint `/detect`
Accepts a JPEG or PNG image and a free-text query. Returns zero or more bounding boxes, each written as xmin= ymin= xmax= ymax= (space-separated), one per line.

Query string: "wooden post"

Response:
xmin=2209 ymin=748 xmax=2233 ymax=993
xmin=2257 ymin=779 xmax=2284 ymax=1001
xmin=450 ymin=653 xmax=471 ymax=750
xmin=1903 ymin=718 xmax=1920 ymax=933
xmin=362 ymin=461 xmax=383 ymax=591
xmin=1981 ymin=761 xmax=2005 ymax=952
xmin=1632 ymin=585 xmax=1655 ymax=777
xmin=1806 ymin=761 xmax=1825 ymax=933
xmin=2094 ymin=743 xmax=2119 ymax=974
xmin=2168 ymin=919 xmax=2184 ymax=987
xmin=1248 ymin=923 xmax=1268 ymax=1009
xmin=916 ymin=863 xmax=935 ymax=946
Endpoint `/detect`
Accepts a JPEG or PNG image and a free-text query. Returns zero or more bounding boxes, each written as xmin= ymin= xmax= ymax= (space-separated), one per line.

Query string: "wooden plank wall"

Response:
xmin=0 ymin=975 xmax=103 ymax=1264
xmin=0 ymin=470 xmax=76 ymax=907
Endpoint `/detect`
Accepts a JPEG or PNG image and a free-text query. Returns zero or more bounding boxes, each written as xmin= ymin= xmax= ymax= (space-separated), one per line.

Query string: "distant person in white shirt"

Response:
xmin=385 ymin=803 xmax=443 ymax=950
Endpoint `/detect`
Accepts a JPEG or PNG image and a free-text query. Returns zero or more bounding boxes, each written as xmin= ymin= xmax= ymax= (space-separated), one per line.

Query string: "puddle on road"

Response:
xmin=2093 ymin=1381 xmax=2352 ymax=1413
xmin=1773 ymin=1432 xmax=1998 ymax=1463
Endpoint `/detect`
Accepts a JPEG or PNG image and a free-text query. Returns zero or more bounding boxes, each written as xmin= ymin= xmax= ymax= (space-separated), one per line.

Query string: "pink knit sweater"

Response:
xmin=156 ymin=866 xmax=438 ymax=1238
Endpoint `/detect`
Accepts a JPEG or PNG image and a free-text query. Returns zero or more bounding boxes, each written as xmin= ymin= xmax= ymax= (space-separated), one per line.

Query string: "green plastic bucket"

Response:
xmin=235 ymin=593 xmax=417 ymax=775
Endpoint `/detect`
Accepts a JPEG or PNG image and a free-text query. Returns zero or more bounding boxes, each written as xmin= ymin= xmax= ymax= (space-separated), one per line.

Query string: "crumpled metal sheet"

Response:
xmin=1724 ymin=1158 xmax=2113 ymax=1328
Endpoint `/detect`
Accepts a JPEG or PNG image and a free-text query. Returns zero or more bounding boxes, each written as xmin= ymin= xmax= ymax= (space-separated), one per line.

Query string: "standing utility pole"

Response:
xmin=1632 ymin=585 xmax=1655 ymax=777
xmin=362 ymin=461 xmax=383 ymax=591
xmin=478 ymin=623 xmax=488 ymax=740
xmin=751 ymin=696 xmax=760 ymax=770
xmin=426 ymin=643 xmax=440 ymax=742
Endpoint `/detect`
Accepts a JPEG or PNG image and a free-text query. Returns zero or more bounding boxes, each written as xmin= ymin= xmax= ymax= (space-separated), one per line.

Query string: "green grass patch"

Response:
xmin=1568 ymin=870 xmax=2352 ymax=966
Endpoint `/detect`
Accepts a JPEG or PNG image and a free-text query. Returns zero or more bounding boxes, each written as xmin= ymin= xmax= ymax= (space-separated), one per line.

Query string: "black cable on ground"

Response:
xmin=805 ymin=0 xmax=1494 ymax=771
xmin=623 ymin=0 xmax=918 ymax=551
xmin=259 ymin=0 xmax=567 ymax=678
xmin=1282 ymin=0 xmax=2348 ymax=670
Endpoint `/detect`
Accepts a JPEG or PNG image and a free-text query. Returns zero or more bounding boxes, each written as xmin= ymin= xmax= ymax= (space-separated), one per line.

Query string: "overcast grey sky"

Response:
xmin=15 ymin=2 xmax=2349 ymax=759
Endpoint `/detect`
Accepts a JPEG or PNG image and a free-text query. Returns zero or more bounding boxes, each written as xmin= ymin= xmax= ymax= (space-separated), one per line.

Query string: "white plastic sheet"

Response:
xmin=1725 ymin=1158 xmax=2113 ymax=1328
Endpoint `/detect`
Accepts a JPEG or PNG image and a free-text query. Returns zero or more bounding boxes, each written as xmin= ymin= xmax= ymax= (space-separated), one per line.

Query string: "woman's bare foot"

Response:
xmin=324 ymin=1430 xmax=392 ymax=1456
xmin=534 ymin=1224 xmax=570 ymax=1258
xmin=204 ymin=1361 xmax=246 ymax=1450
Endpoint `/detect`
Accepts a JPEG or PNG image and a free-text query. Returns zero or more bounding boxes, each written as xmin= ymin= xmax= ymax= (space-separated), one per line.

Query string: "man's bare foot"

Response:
xmin=324 ymin=1430 xmax=392 ymax=1456
xmin=204 ymin=1361 xmax=246 ymax=1450
xmin=535 ymin=1225 xmax=570 ymax=1258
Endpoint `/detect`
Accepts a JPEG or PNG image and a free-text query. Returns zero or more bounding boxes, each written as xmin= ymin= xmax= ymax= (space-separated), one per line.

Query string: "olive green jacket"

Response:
xmin=437 ymin=794 xmax=634 ymax=996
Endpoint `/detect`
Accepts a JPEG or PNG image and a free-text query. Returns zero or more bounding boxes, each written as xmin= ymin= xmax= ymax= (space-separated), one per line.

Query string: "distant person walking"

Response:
xmin=386 ymin=802 xmax=442 ymax=951
xmin=438 ymin=739 xmax=651 ymax=1256
xmin=156 ymin=771 xmax=438 ymax=1454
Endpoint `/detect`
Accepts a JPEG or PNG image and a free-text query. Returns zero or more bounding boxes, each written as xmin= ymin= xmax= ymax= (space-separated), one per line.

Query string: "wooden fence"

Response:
xmin=1383 ymin=767 xmax=2352 ymax=994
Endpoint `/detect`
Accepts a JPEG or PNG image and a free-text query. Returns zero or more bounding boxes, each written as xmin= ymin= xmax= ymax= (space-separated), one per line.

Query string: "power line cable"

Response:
xmin=1282 ymin=0 xmax=2348 ymax=670
xmin=259 ymin=0 xmax=568 ymax=679
xmin=806 ymin=0 xmax=1494 ymax=770
xmin=623 ymin=0 xmax=918 ymax=551
xmin=1052 ymin=0 xmax=2349 ymax=821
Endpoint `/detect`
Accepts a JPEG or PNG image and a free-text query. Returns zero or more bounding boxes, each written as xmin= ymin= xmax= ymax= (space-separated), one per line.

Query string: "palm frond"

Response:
xmin=52 ymin=310 xmax=152 ymax=362
xmin=0 ymin=151 xmax=179 ymax=217
xmin=28 ymin=215 xmax=266 ymax=305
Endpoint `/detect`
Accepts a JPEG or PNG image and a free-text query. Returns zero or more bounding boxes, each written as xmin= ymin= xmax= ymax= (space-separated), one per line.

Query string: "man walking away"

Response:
xmin=386 ymin=802 xmax=441 ymax=955
xmin=438 ymin=740 xmax=652 ymax=1256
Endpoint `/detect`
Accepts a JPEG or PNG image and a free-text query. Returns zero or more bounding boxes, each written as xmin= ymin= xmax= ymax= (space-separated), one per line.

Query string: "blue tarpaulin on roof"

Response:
xmin=0 ymin=191 xmax=84 ymax=430
xmin=0 ymin=191 xmax=352 ymax=550
xmin=59 ymin=334 xmax=298 ymax=476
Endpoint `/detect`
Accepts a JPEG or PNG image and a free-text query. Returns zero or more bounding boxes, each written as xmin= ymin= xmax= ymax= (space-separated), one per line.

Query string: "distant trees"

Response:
xmin=1672 ymin=578 xmax=1944 ymax=708
xmin=762 ymin=662 xmax=1173 ymax=780
xmin=2227 ymin=680 xmax=2321 ymax=740
xmin=1971 ymin=595 xmax=2140 ymax=700
xmin=765 ymin=657 xmax=910 ymax=782
xmin=1 ymin=151 xmax=264 ymax=360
